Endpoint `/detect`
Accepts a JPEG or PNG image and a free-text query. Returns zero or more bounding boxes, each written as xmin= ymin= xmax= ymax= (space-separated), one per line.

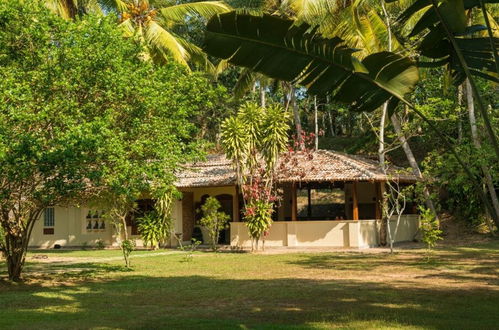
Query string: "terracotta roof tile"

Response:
xmin=175 ymin=150 xmax=417 ymax=188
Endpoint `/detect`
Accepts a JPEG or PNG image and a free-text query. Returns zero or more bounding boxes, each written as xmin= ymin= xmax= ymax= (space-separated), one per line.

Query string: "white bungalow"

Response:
xmin=29 ymin=150 xmax=420 ymax=249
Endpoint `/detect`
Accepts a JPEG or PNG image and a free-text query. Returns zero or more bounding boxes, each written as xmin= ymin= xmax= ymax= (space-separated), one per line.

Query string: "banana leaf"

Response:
xmin=204 ymin=12 xmax=419 ymax=112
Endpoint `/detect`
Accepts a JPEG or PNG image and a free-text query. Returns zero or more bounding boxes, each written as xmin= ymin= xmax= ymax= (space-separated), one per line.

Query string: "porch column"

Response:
xmin=352 ymin=182 xmax=359 ymax=220
xmin=291 ymin=182 xmax=297 ymax=221
xmin=233 ymin=185 xmax=240 ymax=222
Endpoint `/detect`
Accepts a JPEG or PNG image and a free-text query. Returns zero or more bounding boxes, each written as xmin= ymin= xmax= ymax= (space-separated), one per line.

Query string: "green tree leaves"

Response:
xmin=0 ymin=1 xmax=228 ymax=277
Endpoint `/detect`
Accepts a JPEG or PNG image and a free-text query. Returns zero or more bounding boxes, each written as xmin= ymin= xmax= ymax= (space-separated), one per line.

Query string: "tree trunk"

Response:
xmin=379 ymin=103 xmax=388 ymax=172
xmin=390 ymin=113 xmax=439 ymax=220
xmin=314 ymin=96 xmax=319 ymax=150
xmin=260 ymin=82 xmax=266 ymax=108
xmin=290 ymin=86 xmax=303 ymax=148
xmin=120 ymin=214 xmax=131 ymax=267
xmin=6 ymin=234 xmax=26 ymax=282
xmin=465 ymin=79 xmax=499 ymax=230
xmin=379 ymin=103 xmax=388 ymax=246
xmin=328 ymin=111 xmax=335 ymax=137
xmin=457 ymin=84 xmax=464 ymax=142
xmin=3 ymin=210 xmax=39 ymax=281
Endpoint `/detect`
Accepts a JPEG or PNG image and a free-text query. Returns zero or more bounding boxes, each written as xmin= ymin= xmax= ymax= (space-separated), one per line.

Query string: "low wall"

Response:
xmin=230 ymin=215 xmax=419 ymax=248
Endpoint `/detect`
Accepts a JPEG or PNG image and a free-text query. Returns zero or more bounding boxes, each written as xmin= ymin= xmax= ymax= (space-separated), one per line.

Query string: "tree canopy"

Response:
xmin=0 ymin=0 xmax=228 ymax=279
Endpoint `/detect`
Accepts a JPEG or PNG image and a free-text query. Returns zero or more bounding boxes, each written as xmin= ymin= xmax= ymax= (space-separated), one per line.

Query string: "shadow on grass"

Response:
xmin=0 ymin=262 xmax=131 ymax=287
xmin=287 ymin=242 xmax=499 ymax=270
xmin=0 ymin=268 xmax=498 ymax=329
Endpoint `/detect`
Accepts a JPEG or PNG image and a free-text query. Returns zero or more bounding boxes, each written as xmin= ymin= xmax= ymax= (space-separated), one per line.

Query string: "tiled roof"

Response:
xmin=175 ymin=154 xmax=236 ymax=188
xmin=175 ymin=150 xmax=417 ymax=188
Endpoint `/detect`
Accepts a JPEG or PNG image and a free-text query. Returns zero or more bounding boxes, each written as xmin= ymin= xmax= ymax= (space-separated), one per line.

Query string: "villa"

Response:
xmin=29 ymin=150 xmax=420 ymax=249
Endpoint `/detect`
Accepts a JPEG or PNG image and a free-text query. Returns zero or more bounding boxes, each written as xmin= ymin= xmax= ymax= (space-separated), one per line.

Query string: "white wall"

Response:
xmin=28 ymin=201 xmax=184 ymax=248
xmin=29 ymin=206 xmax=114 ymax=248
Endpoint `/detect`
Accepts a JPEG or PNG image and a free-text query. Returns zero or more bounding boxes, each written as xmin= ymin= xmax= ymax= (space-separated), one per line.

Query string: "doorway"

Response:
xmin=215 ymin=194 xmax=233 ymax=244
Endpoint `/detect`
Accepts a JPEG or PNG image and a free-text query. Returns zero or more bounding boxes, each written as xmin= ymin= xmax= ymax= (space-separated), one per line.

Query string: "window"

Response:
xmin=296 ymin=183 xmax=346 ymax=220
xmin=44 ymin=208 xmax=55 ymax=227
xmin=85 ymin=210 xmax=106 ymax=232
xmin=43 ymin=208 xmax=55 ymax=235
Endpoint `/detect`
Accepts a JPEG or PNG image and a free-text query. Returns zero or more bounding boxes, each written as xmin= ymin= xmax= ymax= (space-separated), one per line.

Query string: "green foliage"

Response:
xmin=220 ymin=102 xmax=289 ymax=250
xmin=0 ymin=1 xmax=228 ymax=278
xmin=137 ymin=211 xmax=172 ymax=250
xmin=244 ymin=199 xmax=273 ymax=242
xmin=114 ymin=0 xmax=231 ymax=68
xmin=205 ymin=12 xmax=419 ymax=112
xmin=0 ymin=225 xmax=5 ymax=256
xmin=389 ymin=0 xmax=499 ymax=84
xmin=422 ymin=141 xmax=495 ymax=223
xmin=121 ymin=239 xmax=136 ymax=268
xmin=419 ymin=207 xmax=443 ymax=259
xmin=199 ymin=197 xmax=230 ymax=251
xmin=221 ymin=102 xmax=291 ymax=179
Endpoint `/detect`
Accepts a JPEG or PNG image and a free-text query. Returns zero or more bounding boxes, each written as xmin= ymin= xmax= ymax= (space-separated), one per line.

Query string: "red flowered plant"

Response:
xmin=279 ymin=130 xmax=322 ymax=181
xmin=220 ymin=102 xmax=291 ymax=251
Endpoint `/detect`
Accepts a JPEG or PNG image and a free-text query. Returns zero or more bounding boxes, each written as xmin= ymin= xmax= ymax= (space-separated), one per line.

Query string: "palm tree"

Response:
xmin=45 ymin=0 xmax=232 ymax=69
xmin=118 ymin=0 xmax=231 ymax=69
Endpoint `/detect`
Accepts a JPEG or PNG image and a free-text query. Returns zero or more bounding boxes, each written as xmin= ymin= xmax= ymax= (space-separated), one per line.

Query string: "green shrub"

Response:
xmin=121 ymin=239 xmax=136 ymax=268
xmin=137 ymin=211 xmax=171 ymax=249
xmin=420 ymin=207 xmax=443 ymax=260
xmin=0 ymin=226 xmax=5 ymax=257
xmin=199 ymin=197 xmax=230 ymax=251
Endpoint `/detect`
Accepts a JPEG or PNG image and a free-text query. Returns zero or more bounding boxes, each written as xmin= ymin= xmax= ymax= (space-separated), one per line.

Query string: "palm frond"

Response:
xmin=145 ymin=20 xmax=189 ymax=66
xmin=390 ymin=0 xmax=499 ymax=84
xmin=160 ymin=1 xmax=232 ymax=23
xmin=98 ymin=0 xmax=128 ymax=12
xmin=44 ymin=0 xmax=77 ymax=19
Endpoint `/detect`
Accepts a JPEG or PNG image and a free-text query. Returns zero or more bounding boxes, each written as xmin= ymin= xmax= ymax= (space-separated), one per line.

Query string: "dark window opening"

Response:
xmin=296 ymin=182 xmax=346 ymax=220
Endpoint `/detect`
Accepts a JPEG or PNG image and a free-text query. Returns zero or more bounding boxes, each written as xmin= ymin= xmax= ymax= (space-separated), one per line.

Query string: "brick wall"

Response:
xmin=182 ymin=192 xmax=194 ymax=241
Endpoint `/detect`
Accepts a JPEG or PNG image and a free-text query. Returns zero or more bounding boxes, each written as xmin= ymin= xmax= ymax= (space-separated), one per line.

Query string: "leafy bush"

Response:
xmin=137 ymin=211 xmax=171 ymax=249
xmin=199 ymin=197 xmax=230 ymax=251
xmin=121 ymin=239 xmax=136 ymax=268
xmin=244 ymin=199 xmax=273 ymax=249
xmin=420 ymin=207 xmax=443 ymax=260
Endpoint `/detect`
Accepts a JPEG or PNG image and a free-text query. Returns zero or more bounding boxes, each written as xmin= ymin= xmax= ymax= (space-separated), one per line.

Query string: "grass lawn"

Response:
xmin=1 ymin=241 xmax=498 ymax=330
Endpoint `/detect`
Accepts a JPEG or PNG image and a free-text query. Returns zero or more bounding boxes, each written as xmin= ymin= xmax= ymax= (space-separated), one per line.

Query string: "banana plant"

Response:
xmin=205 ymin=12 xmax=419 ymax=112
